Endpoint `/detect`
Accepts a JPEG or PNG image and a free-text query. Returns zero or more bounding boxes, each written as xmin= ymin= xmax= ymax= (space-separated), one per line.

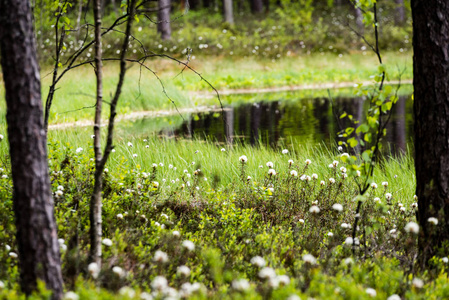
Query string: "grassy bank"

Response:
xmin=0 ymin=52 xmax=412 ymax=126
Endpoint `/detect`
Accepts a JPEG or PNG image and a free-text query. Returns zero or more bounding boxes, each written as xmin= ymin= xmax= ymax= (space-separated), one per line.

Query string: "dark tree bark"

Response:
xmin=412 ymin=0 xmax=449 ymax=265
xmin=0 ymin=0 xmax=64 ymax=298
xmin=249 ymin=0 xmax=263 ymax=13
xmin=355 ymin=6 xmax=364 ymax=34
xmin=158 ymin=0 xmax=172 ymax=40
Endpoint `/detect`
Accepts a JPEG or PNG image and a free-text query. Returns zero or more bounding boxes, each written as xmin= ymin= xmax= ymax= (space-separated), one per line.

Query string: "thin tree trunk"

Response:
xmin=412 ymin=0 xmax=449 ymax=266
xmin=395 ymin=0 xmax=405 ymax=24
xmin=250 ymin=0 xmax=263 ymax=14
xmin=0 ymin=0 xmax=64 ymax=298
xmin=355 ymin=6 xmax=364 ymax=34
xmin=223 ymin=0 xmax=234 ymax=24
xmin=90 ymin=0 xmax=104 ymax=267
xmin=76 ymin=0 xmax=83 ymax=40
xmin=157 ymin=0 xmax=171 ymax=40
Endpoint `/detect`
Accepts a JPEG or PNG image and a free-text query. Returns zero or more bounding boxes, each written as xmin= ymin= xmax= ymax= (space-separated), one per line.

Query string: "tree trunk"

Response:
xmin=250 ymin=0 xmax=263 ymax=14
xmin=355 ymin=6 xmax=364 ymax=34
xmin=0 ymin=0 xmax=64 ymax=298
xmin=157 ymin=0 xmax=172 ymax=40
xmin=412 ymin=0 xmax=449 ymax=266
xmin=395 ymin=0 xmax=405 ymax=24
xmin=90 ymin=0 xmax=104 ymax=267
xmin=223 ymin=0 xmax=234 ymax=24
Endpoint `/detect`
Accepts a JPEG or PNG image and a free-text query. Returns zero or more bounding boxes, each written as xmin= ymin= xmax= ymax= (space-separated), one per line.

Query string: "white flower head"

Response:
xmin=300 ymin=174 xmax=307 ymax=181
xmin=365 ymin=288 xmax=377 ymax=297
xmin=371 ymin=182 xmax=378 ymax=189
xmin=172 ymin=230 xmax=180 ymax=237
xmin=356 ymin=170 xmax=361 ymax=177
xmin=153 ymin=250 xmax=169 ymax=263
xmin=177 ymin=265 xmax=191 ymax=277
xmin=332 ymin=203 xmax=343 ymax=212
xmin=182 ymin=240 xmax=195 ymax=251
xmin=63 ymin=291 xmax=79 ymax=300
xmin=385 ymin=193 xmax=392 ymax=200
xmin=387 ymin=294 xmax=401 ymax=300
xmin=412 ymin=278 xmax=424 ymax=289
xmin=288 ymin=159 xmax=294 ymax=165
xmin=282 ymin=149 xmax=289 ymax=154
xmin=268 ymin=169 xmax=276 ymax=176
xmin=312 ymin=173 xmax=318 ymax=180
xmin=382 ymin=181 xmax=389 ymax=187
xmin=266 ymin=161 xmax=274 ymax=168
xmin=232 ymin=279 xmax=250 ymax=291
xmin=329 ymin=178 xmax=335 ymax=184
xmin=258 ymin=267 xmax=276 ymax=279
xmin=102 ymin=238 xmax=113 ymax=247
xmin=88 ymin=262 xmax=100 ymax=279
xmin=405 ymin=222 xmax=420 ymax=234
xmin=320 ymin=180 xmax=325 ymax=186
xmin=127 ymin=142 xmax=133 ymax=147
xmin=250 ymin=256 xmax=266 ymax=267
xmin=75 ymin=147 xmax=83 ymax=153
xmin=302 ymin=254 xmax=317 ymax=265
xmin=305 ymin=159 xmax=311 ymax=165
xmin=151 ymin=276 xmax=168 ymax=291
xmin=239 ymin=155 xmax=248 ymax=163
xmin=309 ymin=205 xmax=320 ymax=214
xmin=428 ymin=217 xmax=438 ymax=225
xmin=341 ymin=152 xmax=349 ymax=158
xmin=221 ymin=148 xmax=226 ymax=152
xmin=442 ymin=257 xmax=449 ymax=263
xmin=332 ymin=160 xmax=339 ymax=167
xmin=327 ymin=232 xmax=334 ymax=237
xmin=112 ymin=266 xmax=125 ymax=277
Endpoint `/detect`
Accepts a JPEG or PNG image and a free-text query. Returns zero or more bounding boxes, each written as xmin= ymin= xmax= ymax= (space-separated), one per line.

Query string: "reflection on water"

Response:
xmin=131 ymin=95 xmax=413 ymax=153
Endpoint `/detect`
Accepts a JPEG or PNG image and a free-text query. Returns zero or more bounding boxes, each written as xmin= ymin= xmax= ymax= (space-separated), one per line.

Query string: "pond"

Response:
xmin=117 ymin=90 xmax=413 ymax=154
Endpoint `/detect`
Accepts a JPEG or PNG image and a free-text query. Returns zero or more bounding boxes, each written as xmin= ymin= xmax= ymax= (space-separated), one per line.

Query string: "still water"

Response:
xmin=122 ymin=93 xmax=413 ymax=153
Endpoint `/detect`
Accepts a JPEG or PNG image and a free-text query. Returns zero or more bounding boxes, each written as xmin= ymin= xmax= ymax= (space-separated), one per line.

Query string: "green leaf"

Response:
xmin=340 ymin=112 xmax=347 ymax=119
xmin=347 ymin=137 xmax=358 ymax=148
xmin=356 ymin=124 xmax=369 ymax=134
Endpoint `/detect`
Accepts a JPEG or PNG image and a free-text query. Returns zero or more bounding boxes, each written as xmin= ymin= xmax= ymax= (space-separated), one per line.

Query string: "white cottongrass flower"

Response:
xmin=306 ymin=175 xmax=311 ymax=181
xmin=268 ymin=169 xmax=276 ymax=176
xmin=298 ymin=219 xmax=305 ymax=224
xmin=152 ymin=163 xmax=158 ymax=168
xmin=102 ymin=238 xmax=113 ymax=247
xmin=329 ymin=178 xmax=335 ymax=184
xmin=327 ymin=232 xmax=334 ymax=237
xmin=414 ymin=195 xmax=418 ymax=200
xmin=182 ymin=240 xmax=195 ymax=251
xmin=442 ymin=257 xmax=449 ymax=263
xmin=405 ymin=222 xmax=420 ymax=234
xmin=332 ymin=160 xmax=339 ymax=167
xmin=300 ymin=174 xmax=307 ymax=181
xmin=177 ymin=265 xmax=191 ymax=276
xmin=287 ymin=295 xmax=301 ymax=300
xmin=385 ymin=193 xmax=392 ymax=200
xmin=88 ymin=262 xmax=100 ymax=279
xmin=371 ymin=182 xmax=378 ymax=189
xmin=329 ymin=164 xmax=334 ymax=168
xmin=152 ymin=181 xmax=159 ymax=188
xmin=266 ymin=161 xmax=274 ymax=168
xmin=239 ymin=155 xmax=248 ymax=163
xmin=133 ymin=154 xmax=138 ymax=158
xmin=312 ymin=173 xmax=318 ymax=180
xmin=320 ymin=180 xmax=325 ymax=186
xmin=127 ymin=142 xmax=133 ymax=147
xmin=0 ymin=134 xmax=3 ymax=141
xmin=387 ymin=294 xmax=401 ymax=300
xmin=356 ymin=170 xmax=361 ymax=177
xmin=151 ymin=276 xmax=168 ymax=291
xmin=302 ymin=254 xmax=317 ymax=265
xmin=55 ymin=190 xmax=64 ymax=198
xmin=428 ymin=217 xmax=438 ymax=225
xmin=247 ymin=176 xmax=252 ymax=181
xmin=57 ymin=185 xmax=64 ymax=190
xmin=277 ymin=274 xmax=290 ymax=286
xmin=332 ymin=203 xmax=343 ymax=212
xmin=172 ymin=230 xmax=180 ymax=237
xmin=180 ymin=282 xmax=201 ymax=297
xmin=305 ymin=159 xmax=311 ymax=165
xmin=382 ymin=181 xmax=389 ymax=187
xmin=63 ymin=291 xmax=79 ymax=300
xmin=91 ymin=135 xmax=95 ymax=139
xmin=344 ymin=237 xmax=359 ymax=246
xmin=258 ymin=267 xmax=276 ymax=279
xmin=232 ymin=279 xmax=250 ymax=291
xmin=250 ymin=256 xmax=266 ymax=267
xmin=9 ymin=252 xmax=18 ymax=258
xmin=411 ymin=202 xmax=418 ymax=209
xmin=118 ymin=287 xmax=135 ymax=298
xmin=288 ymin=159 xmax=294 ymax=165
xmin=112 ymin=266 xmax=125 ymax=277
xmin=365 ymin=288 xmax=377 ymax=297
xmin=341 ymin=152 xmax=349 ymax=158
xmin=374 ymin=197 xmax=381 ymax=203
xmin=282 ymin=149 xmax=289 ymax=154
xmin=75 ymin=147 xmax=83 ymax=153
xmin=153 ymin=250 xmax=169 ymax=263
xmin=221 ymin=148 xmax=226 ymax=152
xmin=309 ymin=206 xmax=320 ymax=214
xmin=116 ymin=213 xmax=123 ymax=219
xmin=340 ymin=167 xmax=346 ymax=173
xmin=145 ymin=145 xmax=149 ymax=148
xmin=412 ymin=278 xmax=424 ymax=289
